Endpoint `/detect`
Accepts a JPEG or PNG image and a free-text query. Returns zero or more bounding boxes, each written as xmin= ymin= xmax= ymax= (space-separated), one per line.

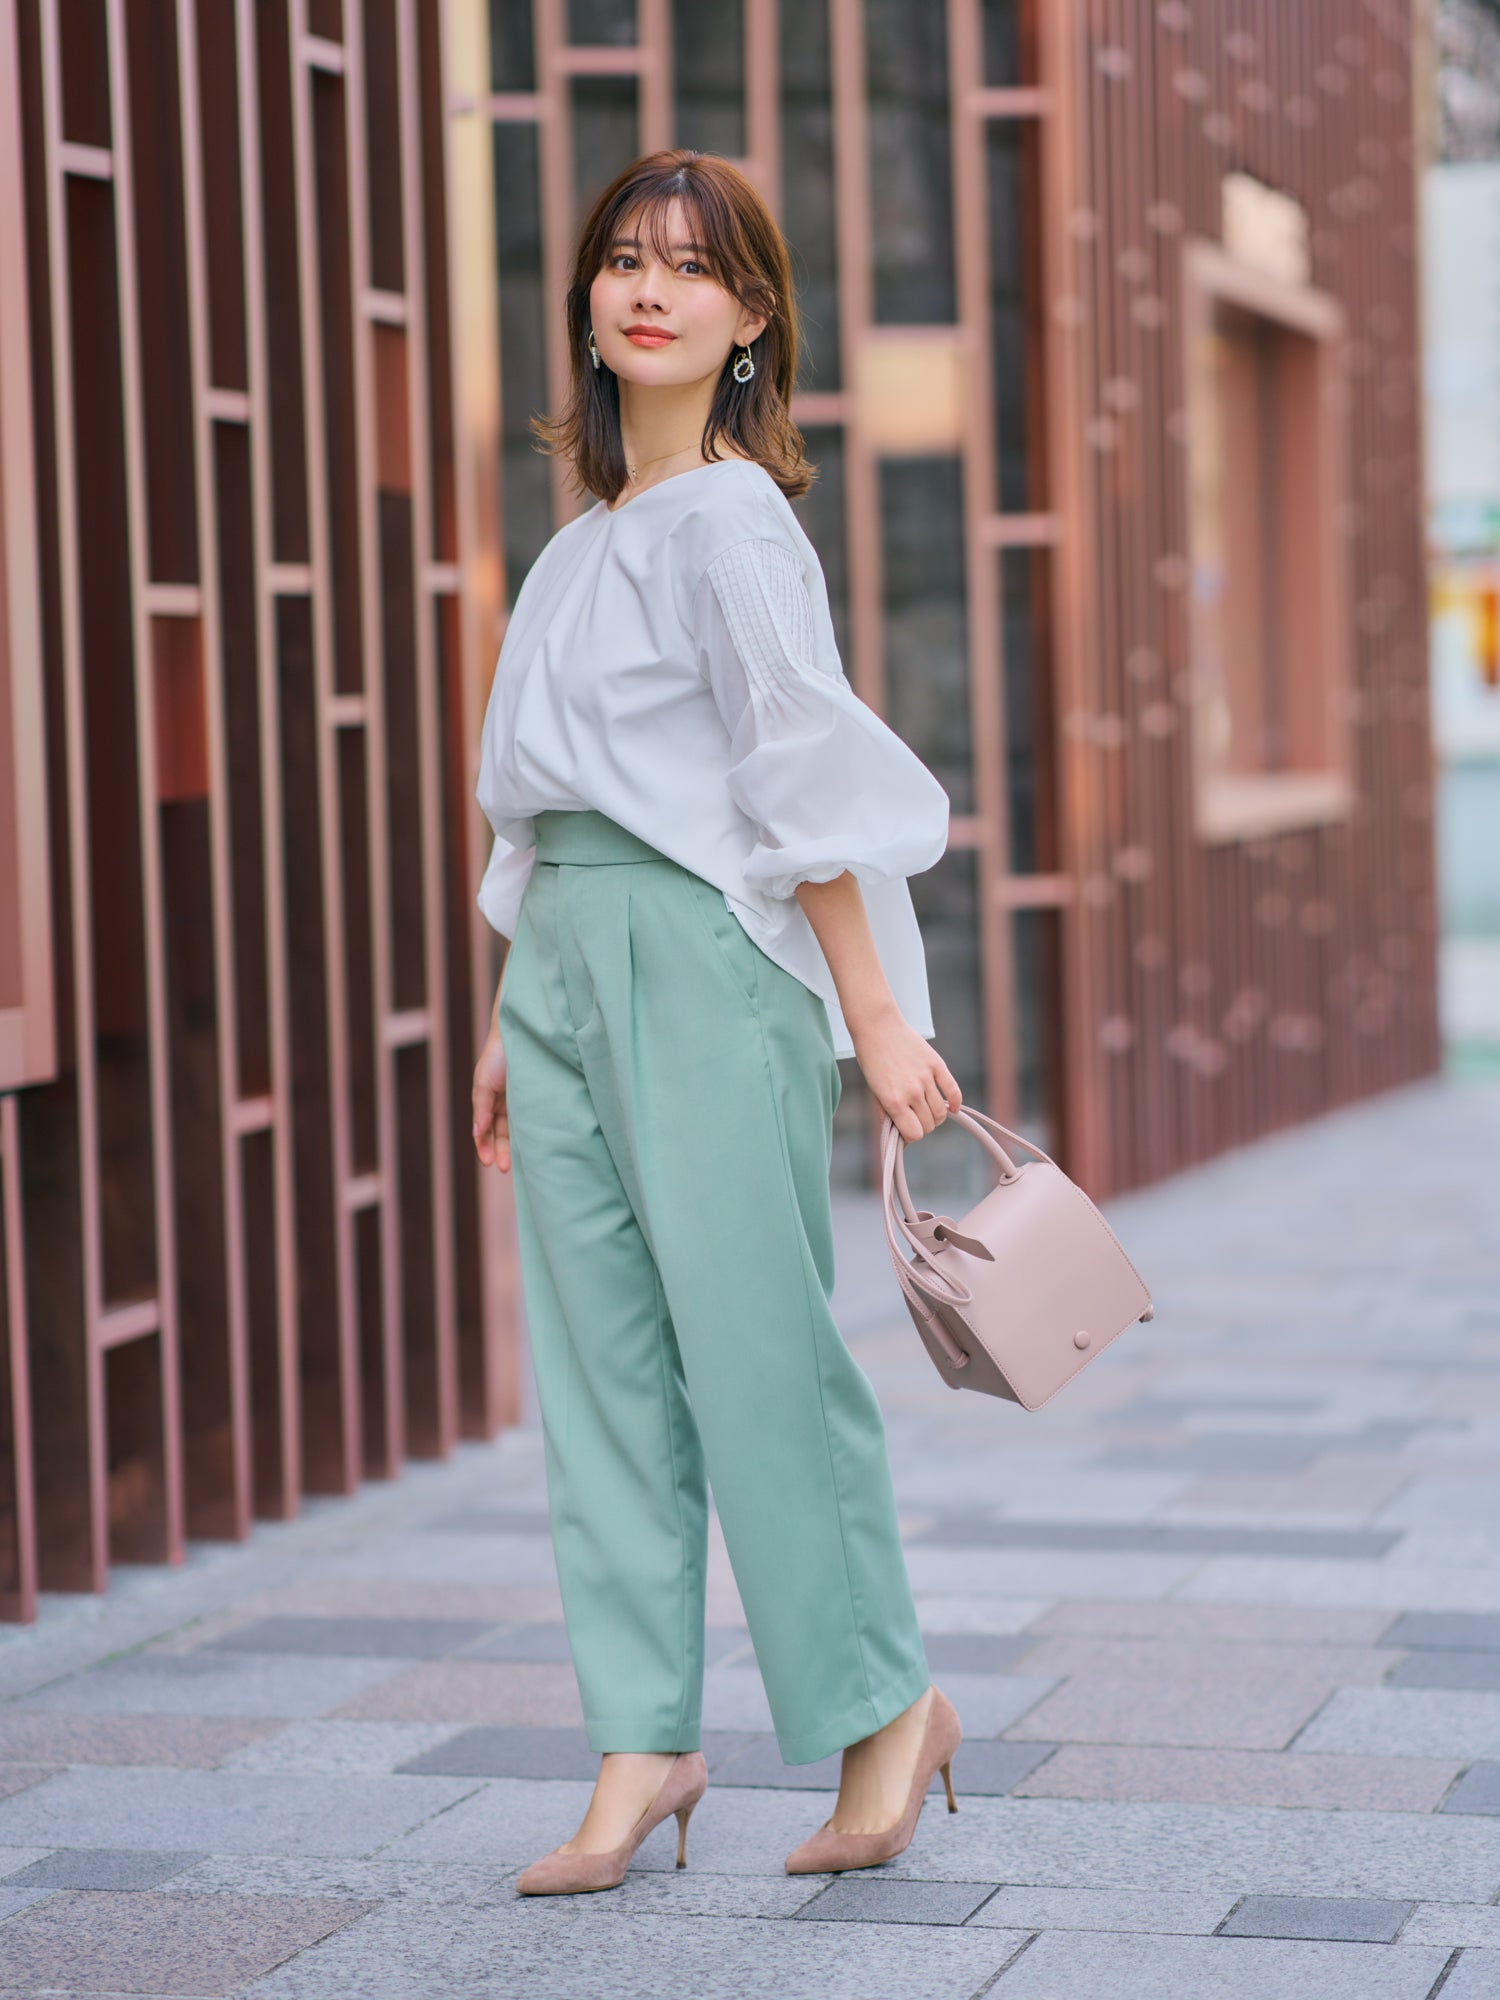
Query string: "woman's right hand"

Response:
xmin=472 ymin=1030 xmax=511 ymax=1173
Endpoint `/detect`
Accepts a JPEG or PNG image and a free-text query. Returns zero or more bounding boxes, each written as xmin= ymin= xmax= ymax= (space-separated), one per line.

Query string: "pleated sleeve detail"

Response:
xmin=697 ymin=537 xmax=949 ymax=901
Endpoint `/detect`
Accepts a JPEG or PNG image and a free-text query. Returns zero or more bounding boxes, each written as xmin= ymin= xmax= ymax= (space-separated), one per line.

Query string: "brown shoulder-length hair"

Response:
xmin=531 ymin=150 xmax=814 ymax=504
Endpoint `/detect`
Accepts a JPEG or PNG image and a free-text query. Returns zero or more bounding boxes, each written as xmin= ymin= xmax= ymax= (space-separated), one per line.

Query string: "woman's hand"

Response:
xmin=850 ymin=998 xmax=963 ymax=1142
xmin=472 ymin=1029 xmax=511 ymax=1173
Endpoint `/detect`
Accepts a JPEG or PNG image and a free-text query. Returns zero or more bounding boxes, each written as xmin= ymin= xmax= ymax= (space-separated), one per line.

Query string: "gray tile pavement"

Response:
xmin=1219 ymin=1893 xmax=1415 ymax=1942
xmin=1437 ymin=1954 xmax=1500 ymax=1999
xmin=795 ymin=1877 xmax=999 ymax=1925
xmin=983 ymin=1931 xmax=1453 ymax=1998
xmin=0 ymin=1076 xmax=1494 ymax=1996
xmin=1438 ymin=1762 xmax=1500 ymax=1814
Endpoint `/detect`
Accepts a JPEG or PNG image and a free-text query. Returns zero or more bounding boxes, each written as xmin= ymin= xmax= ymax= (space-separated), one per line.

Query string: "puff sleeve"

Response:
xmin=695 ymin=538 xmax=949 ymax=900
xmin=477 ymin=830 xmax=536 ymax=941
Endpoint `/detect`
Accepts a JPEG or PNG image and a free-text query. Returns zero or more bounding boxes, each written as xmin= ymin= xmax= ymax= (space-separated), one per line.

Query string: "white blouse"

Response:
xmin=475 ymin=456 xmax=950 ymax=1059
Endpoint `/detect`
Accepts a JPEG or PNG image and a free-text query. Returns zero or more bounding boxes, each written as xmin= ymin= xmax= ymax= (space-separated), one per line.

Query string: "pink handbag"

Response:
xmin=880 ymin=1105 xmax=1154 ymax=1410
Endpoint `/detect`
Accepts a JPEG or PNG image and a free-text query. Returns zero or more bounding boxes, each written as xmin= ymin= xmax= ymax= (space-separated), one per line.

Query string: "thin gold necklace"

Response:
xmin=623 ymin=441 xmax=704 ymax=484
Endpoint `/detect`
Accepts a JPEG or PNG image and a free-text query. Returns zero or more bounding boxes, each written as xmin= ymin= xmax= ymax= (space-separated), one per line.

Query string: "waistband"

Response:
xmin=532 ymin=809 xmax=673 ymax=867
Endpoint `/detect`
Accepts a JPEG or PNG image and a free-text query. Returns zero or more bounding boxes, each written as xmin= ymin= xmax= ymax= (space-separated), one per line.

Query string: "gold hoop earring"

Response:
xmin=732 ymin=344 xmax=755 ymax=384
xmin=588 ymin=330 xmax=602 ymax=371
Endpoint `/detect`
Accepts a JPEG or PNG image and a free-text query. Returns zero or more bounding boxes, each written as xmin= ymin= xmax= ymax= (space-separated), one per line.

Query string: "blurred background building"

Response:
xmin=1423 ymin=0 xmax=1500 ymax=1073
xmin=0 ymin=0 xmax=1451 ymax=1617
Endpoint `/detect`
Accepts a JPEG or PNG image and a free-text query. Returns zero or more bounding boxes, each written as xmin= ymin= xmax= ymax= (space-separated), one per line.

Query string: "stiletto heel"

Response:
xmin=515 ymin=1752 xmax=708 ymax=1895
xmin=784 ymin=1686 xmax=964 ymax=1875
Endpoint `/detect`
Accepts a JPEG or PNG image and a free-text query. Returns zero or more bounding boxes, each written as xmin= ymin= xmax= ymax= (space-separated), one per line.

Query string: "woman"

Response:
xmin=470 ymin=149 xmax=964 ymax=1896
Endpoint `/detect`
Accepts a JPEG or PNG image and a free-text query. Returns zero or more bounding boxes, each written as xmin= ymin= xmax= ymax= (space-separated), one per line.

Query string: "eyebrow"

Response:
xmin=608 ymin=236 xmax=711 ymax=255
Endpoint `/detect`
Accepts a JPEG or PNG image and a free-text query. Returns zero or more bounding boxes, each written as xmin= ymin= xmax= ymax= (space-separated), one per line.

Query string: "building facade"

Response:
xmin=0 ymin=0 xmax=1438 ymax=1619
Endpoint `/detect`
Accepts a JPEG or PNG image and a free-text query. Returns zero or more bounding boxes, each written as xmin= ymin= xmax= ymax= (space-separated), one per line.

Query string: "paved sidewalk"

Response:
xmin=0 ymin=1077 xmax=1497 ymax=1998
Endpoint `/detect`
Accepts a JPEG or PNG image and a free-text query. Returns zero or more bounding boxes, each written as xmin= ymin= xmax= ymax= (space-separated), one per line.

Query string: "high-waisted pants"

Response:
xmin=498 ymin=807 xmax=930 ymax=1765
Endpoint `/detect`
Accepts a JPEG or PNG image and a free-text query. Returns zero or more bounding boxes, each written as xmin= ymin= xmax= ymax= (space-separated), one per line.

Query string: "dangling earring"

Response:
xmin=733 ymin=343 xmax=755 ymax=383
xmin=588 ymin=330 xmax=602 ymax=371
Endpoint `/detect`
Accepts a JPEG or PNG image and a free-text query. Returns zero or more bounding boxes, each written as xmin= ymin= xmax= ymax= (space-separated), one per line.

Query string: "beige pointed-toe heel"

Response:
xmin=784 ymin=1686 xmax=962 ymax=1875
xmin=515 ymin=1751 xmax=707 ymax=1896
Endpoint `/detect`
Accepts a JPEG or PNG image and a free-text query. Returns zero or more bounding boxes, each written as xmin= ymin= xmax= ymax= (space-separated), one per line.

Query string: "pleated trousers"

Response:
xmin=498 ymin=807 xmax=930 ymax=1764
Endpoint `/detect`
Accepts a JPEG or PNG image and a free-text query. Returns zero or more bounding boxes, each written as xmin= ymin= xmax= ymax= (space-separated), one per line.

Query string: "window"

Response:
xmin=1182 ymin=238 xmax=1353 ymax=842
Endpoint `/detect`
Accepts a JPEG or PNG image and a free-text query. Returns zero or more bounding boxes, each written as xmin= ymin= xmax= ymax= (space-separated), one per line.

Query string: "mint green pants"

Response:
xmin=498 ymin=808 xmax=930 ymax=1764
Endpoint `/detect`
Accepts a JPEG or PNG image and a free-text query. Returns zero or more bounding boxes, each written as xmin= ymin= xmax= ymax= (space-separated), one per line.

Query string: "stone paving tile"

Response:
xmin=1389 ymin=1649 xmax=1500 ymax=1690
xmin=0 ymin=1764 xmax=58 ymax=1799
xmin=984 ymin=1930 xmax=1451 ymax=1999
xmin=216 ymin=1578 xmax=566 ymax=1624
xmin=460 ymin=1623 xmax=574 ymax=1663
xmin=1002 ymin=1674 xmax=1335 ymax=1751
xmin=1439 ymin=1762 xmax=1500 ymax=1815
xmin=168 ymin=1856 xmax=508 ymax=1904
xmin=1176 ymin=1555 xmax=1500 ymax=1611
xmin=908 ymin=1516 xmax=1402 ymax=1558
xmin=871 ymin=1796 xmax=1500 ymax=1900
xmin=1219 ymin=1892 xmax=1414 ymax=1941
xmin=1030 ymin=1600 xmax=1397 ymax=1645
xmin=945 ymin=1741 xmax=1062 ymax=1795
xmin=1294 ymin=1688 xmax=1500 ymax=1759
xmin=902 ymin=1470 xmax=1196 ymax=1522
xmin=459 ymin=1623 xmax=751 ymax=1667
xmin=420 ymin=1507 xmax=553 ymax=1536
xmin=1383 ymin=1611 xmax=1500 ymax=1650
xmin=912 ymin=1595 xmax=1054 ymax=1634
xmin=217 ymin=1720 xmax=464 ymax=1775
xmin=9 ymin=1652 xmax=409 ymax=1719
xmin=1400 ymin=1903 xmax=1500 ymax=1947
xmin=0 ymin=1846 xmax=53 ymax=1879
xmin=313 ymin=1530 xmax=559 ymax=1585
xmin=1374 ymin=1474 xmax=1500 ymax=1523
xmin=515 ymin=1868 xmax=817 ymax=1921
xmin=969 ymin=1884 xmax=1235 ymax=1933
xmin=329 ymin=1660 xmax=585 ymax=1727
xmin=919 ymin=1672 xmax=1059 ymax=1738
xmin=0 ymin=1989 xmax=198 ymax=1997
xmin=0 ymin=1890 xmax=375 ymax=1996
xmin=0 ymin=1887 xmax=56 ymax=1925
xmin=902 ymin=1547 xmax=1201 ymax=1598
xmin=1439 ymin=1953 xmax=1500 ymax=1999
xmin=398 ymin=1726 xmax=598 ymax=1782
xmin=204 ymin=1616 xmax=500 ymax=1658
xmin=238 ymin=1904 xmax=1031 ymax=2000
xmin=919 ymin=1633 xmax=1035 ymax=1673
xmin=1008 ymin=1635 xmax=1398 ymax=1686
xmin=0 ymin=1767 xmax=480 ymax=1857
xmin=1013 ymin=1744 xmax=1462 ymax=1811
xmin=0 ymin=1715 xmax=280 ymax=1767
xmin=795 ymin=1877 xmax=998 ymax=1924
xmin=1169 ymin=1456 xmax=1417 ymax=1514
xmin=1108 ymin=1395 xmax=1326 ymax=1424
xmin=1 ymin=1848 xmax=202 ymax=1889
xmin=1095 ymin=1434 xmax=1330 ymax=1474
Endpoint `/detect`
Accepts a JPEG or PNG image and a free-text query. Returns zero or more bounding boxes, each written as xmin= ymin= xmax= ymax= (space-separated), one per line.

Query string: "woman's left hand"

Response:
xmin=850 ymin=1000 xmax=963 ymax=1142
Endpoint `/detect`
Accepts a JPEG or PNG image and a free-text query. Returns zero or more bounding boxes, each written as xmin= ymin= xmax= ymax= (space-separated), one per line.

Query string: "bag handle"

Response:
xmin=878 ymin=1123 xmax=973 ymax=1367
xmin=879 ymin=1105 xmax=1056 ymax=1369
xmin=885 ymin=1104 xmax=1052 ymax=1241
